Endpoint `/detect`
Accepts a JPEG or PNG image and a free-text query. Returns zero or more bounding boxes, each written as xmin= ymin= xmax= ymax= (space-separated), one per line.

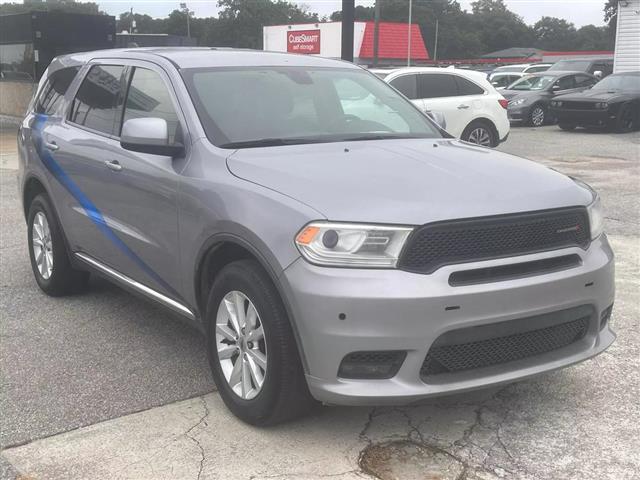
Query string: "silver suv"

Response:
xmin=18 ymin=48 xmax=615 ymax=425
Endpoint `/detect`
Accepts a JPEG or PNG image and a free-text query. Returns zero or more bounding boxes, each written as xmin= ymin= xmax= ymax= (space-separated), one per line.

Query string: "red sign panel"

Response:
xmin=287 ymin=29 xmax=321 ymax=54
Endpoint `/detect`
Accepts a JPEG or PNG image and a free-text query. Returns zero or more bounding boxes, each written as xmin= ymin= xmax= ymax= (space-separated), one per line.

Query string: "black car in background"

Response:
xmin=550 ymin=72 xmax=640 ymax=133
xmin=502 ymin=71 xmax=598 ymax=127
xmin=547 ymin=58 xmax=614 ymax=79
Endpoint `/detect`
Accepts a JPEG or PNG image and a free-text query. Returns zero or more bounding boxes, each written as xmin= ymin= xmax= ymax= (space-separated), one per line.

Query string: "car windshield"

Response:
xmin=548 ymin=60 xmax=591 ymax=71
xmin=495 ymin=66 xmax=526 ymax=73
xmin=182 ymin=66 xmax=442 ymax=148
xmin=508 ymin=75 xmax=554 ymax=91
xmin=591 ymin=74 xmax=639 ymax=91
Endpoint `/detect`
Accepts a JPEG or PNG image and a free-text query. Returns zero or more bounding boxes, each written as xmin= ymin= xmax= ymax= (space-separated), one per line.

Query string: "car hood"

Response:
xmin=554 ymin=89 xmax=631 ymax=102
xmin=226 ymin=139 xmax=592 ymax=225
xmin=501 ymin=90 xmax=541 ymax=102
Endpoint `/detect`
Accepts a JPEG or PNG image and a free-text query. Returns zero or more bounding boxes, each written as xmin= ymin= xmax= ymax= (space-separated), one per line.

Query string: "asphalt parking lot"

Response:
xmin=1 ymin=124 xmax=639 ymax=480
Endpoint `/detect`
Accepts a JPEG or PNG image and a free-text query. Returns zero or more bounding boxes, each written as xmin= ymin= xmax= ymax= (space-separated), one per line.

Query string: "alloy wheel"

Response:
xmin=32 ymin=211 xmax=53 ymax=280
xmin=531 ymin=107 xmax=545 ymax=127
xmin=467 ymin=127 xmax=492 ymax=147
xmin=215 ymin=290 xmax=267 ymax=400
xmin=621 ymin=107 xmax=634 ymax=131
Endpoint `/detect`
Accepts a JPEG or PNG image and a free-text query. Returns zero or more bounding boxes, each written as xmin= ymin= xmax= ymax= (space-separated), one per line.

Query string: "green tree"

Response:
xmin=0 ymin=0 xmax=104 ymax=15
xmin=533 ymin=16 xmax=578 ymax=50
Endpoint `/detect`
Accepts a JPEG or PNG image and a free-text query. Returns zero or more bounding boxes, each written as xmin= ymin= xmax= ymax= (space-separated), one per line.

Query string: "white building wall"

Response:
xmin=614 ymin=0 xmax=640 ymax=72
xmin=263 ymin=22 xmax=367 ymax=60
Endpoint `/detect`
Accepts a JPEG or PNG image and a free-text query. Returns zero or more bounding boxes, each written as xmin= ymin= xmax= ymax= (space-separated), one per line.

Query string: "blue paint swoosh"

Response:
xmin=32 ymin=114 xmax=182 ymax=300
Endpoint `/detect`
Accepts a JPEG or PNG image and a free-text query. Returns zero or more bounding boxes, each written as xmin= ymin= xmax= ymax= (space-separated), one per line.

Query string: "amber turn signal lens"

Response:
xmin=296 ymin=226 xmax=320 ymax=245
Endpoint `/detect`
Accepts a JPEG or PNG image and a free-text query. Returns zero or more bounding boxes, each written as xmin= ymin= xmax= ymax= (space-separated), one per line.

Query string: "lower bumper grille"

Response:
xmin=421 ymin=309 xmax=591 ymax=378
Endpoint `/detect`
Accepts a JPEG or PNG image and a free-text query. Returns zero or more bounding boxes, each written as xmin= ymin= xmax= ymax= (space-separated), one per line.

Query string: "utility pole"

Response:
xmin=180 ymin=3 xmax=191 ymax=38
xmin=373 ymin=0 xmax=380 ymax=67
xmin=433 ymin=18 xmax=439 ymax=62
xmin=407 ymin=0 xmax=413 ymax=66
xmin=341 ymin=0 xmax=355 ymax=62
xmin=129 ymin=7 xmax=133 ymax=34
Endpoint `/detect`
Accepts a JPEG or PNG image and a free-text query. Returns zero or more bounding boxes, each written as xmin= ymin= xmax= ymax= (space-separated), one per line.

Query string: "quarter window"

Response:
xmin=122 ymin=67 xmax=180 ymax=143
xmin=389 ymin=74 xmax=418 ymax=99
xmin=454 ymin=76 xmax=484 ymax=96
xmin=35 ymin=66 xmax=80 ymax=115
xmin=69 ymin=65 xmax=126 ymax=136
xmin=417 ymin=74 xmax=458 ymax=98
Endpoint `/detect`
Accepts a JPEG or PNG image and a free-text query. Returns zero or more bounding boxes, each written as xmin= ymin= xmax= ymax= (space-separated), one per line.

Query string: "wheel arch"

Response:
xmin=462 ymin=117 xmax=499 ymax=147
xmin=193 ymin=233 xmax=310 ymax=373
xmin=22 ymin=174 xmax=49 ymax=221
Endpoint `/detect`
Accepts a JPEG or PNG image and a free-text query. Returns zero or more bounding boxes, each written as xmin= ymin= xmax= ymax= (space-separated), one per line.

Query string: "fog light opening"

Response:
xmin=600 ymin=304 xmax=613 ymax=330
xmin=338 ymin=351 xmax=406 ymax=379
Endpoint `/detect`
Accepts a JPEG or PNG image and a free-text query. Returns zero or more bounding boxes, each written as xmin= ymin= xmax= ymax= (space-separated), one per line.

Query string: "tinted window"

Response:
xmin=455 ymin=76 xmax=484 ymax=96
xmin=548 ymin=60 xmax=592 ymax=71
xmin=0 ymin=43 xmax=34 ymax=81
xmin=389 ymin=74 xmax=417 ymax=99
xmin=592 ymin=74 xmax=640 ymax=91
xmin=69 ymin=65 xmax=125 ymax=136
xmin=526 ymin=65 xmax=550 ymax=73
xmin=122 ymin=67 xmax=180 ymax=143
xmin=554 ymin=75 xmax=575 ymax=90
xmin=417 ymin=74 xmax=458 ymax=98
xmin=35 ymin=67 xmax=80 ymax=115
xmin=575 ymin=74 xmax=596 ymax=88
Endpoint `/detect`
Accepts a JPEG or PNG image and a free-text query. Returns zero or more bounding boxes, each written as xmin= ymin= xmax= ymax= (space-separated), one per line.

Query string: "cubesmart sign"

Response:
xmin=287 ymin=29 xmax=321 ymax=54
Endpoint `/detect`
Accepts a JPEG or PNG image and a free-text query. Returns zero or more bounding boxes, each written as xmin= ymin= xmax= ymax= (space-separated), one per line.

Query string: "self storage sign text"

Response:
xmin=287 ymin=30 xmax=321 ymax=54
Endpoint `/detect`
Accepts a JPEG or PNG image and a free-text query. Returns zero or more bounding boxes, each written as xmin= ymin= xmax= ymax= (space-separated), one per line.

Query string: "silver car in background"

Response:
xmin=18 ymin=48 xmax=615 ymax=425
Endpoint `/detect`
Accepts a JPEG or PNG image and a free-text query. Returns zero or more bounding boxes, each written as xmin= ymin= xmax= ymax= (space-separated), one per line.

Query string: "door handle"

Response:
xmin=44 ymin=141 xmax=59 ymax=151
xmin=457 ymin=104 xmax=470 ymax=110
xmin=105 ymin=160 xmax=122 ymax=172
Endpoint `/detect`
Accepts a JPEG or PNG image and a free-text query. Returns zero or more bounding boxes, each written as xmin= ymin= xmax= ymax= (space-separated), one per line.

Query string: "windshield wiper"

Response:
xmin=219 ymin=137 xmax=328 ymax=149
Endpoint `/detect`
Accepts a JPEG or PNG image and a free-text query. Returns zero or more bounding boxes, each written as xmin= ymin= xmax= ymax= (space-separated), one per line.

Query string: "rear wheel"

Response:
xmin=615 ymin=103 xmax=635 ymax=133
xmin=528 ymin=104 xmax=546 ymax=127
xmin=559 ymin=123 xmax=577 ymax=131
xmin=461 ymin=121 xmax=497 ymax=147
xmin=205 ymin=259 xmax=315 ymax=425
xmin=27 ymin=194 xmax=89 ymax=296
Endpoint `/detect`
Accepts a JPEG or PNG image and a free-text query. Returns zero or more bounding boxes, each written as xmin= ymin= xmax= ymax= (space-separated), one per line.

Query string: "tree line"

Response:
xmin=0 ymin=0 xmax=616 ymax=59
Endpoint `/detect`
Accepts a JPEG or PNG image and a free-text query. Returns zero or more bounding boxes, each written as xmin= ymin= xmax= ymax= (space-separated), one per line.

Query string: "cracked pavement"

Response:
xmin=1 ymin=126 xmax=639 ymax=479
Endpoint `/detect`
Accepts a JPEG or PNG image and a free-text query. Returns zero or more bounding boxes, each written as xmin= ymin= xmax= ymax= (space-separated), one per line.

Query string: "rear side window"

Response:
xmin=35 ymin=67 xmax=80 ymax=115
xmin=554 ymin=75 xmax=575 ymax=91
xmin=389 ymin=74 xmax=418 ymax=99
xmin=454 ymin=76 xmax=484 ymax=96
xmin=122 ymin=67 xmax=180 ymax=143
xmin=69 ymin=65 xmax=126 ymax=136
xmin=417 ymin=74 xmax=458 ymax=98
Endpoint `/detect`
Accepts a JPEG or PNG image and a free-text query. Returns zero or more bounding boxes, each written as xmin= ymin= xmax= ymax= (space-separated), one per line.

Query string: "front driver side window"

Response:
xmin=389 ymin=74 xmax=418 ymax=100
xmin=554 ymin=76 xmax=575 ymax=91
xmin=121 ymin=67 xmax=181 ymax=143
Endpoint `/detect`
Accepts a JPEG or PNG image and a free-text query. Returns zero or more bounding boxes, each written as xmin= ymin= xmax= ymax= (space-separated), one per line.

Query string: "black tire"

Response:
xmin=205 ymin=259 xmax=315 ymax=425
xmin=528 ymin=104 xmax=546 ymax=127
xmin=615 ymin=103 xmax=635 ymax=133
xmin=27 ymin=193 xmax=89 ymax=296
xmin=559 ymin=123 xmax=577 ymax=131
xmin=461 ymin=120 xmax=497 ymax=148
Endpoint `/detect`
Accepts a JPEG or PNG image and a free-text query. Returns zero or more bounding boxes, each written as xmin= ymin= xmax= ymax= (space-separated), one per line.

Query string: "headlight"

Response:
xmin=510 ymin=98 xmax=526 ymax=106
xmin=295 ymin=222 xmax=413 ymax=267
xmin=587 ymin=197 xmax=604 ymax=240
xmin=551 ymin=101 xmax=562 ymax=107
xmin=595 ymin=102 xmax=609 ymax=109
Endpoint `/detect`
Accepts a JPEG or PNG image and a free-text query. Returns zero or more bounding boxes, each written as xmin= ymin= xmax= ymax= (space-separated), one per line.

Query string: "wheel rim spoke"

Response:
xmin=216 ymin=324 xmax=236 ymax=342
xmin=224 ymin=297 xmax=242 ymax=334
xmin=241 ymin=357 xmax=252 ymax=398
xmin=246 ymin=325 xmax=263 ymax=342
xmin=247 ymin=349 xmax=267 ymax=370
xmin=32 ymin=212 xmax=53 ymax=279
xmin=228 ymin=355 xmax=243 ymax=387
xmin=246 ymin=353 xmax=264 ymax=389
xmin=218 ymin=345 xmax=237 ymax=360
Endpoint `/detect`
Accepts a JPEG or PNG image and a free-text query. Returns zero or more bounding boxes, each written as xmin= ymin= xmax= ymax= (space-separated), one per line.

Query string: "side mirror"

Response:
xmin=120 ymin=118 xmax=184 ymax=157
xmin=551 ymin=84 xmax=561 ymax=91
xmin=426 ymin=110 xmax=447 ymax=130
xmin=593 ymin=70 xmax=603 ymax=79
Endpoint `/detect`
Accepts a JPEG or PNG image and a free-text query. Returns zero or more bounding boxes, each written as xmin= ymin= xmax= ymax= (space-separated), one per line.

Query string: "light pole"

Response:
xmin=407 ymin=0 xmax=413 ymax=66
xmin=433 ymin=18 xmax=439 ymax=62
xmin=180 ymin=2 xmax=191 ymax=38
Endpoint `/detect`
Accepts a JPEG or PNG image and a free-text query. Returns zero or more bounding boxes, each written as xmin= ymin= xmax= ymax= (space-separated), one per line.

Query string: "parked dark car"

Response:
xmin=550 ymin=71 xmax=640 ymax=133
xmin=547 ymin=58 xmax=614 ymax=78
xmin=502 ymin=71 xmax=598 ymax=126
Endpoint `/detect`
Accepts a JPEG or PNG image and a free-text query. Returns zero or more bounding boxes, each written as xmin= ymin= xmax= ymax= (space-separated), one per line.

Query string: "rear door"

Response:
xmin=416 ymin=73 xmax=469 ymax=137
xmin=388 ymin=73 xmax=424 ymax=110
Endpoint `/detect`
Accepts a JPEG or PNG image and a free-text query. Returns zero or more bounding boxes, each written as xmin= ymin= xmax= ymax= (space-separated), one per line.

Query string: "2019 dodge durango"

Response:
xmin=18 ymin=48 xmax=615 ymax=425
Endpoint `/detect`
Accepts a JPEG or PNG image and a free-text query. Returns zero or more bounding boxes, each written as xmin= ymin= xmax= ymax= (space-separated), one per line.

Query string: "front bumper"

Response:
xmin=507 ymin=106 xmax=528 ymax=122
xmin=551 ymin=108 xmax=616 ymax=127
xmin=280 ymin=236 xmax=615 ymax=406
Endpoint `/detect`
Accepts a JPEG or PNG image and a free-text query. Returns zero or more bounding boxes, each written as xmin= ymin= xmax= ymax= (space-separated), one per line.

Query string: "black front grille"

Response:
xmin=421 ymin=313 xmax=590 ymax=378
xmin=561 ymin=101 xmax=597 ymax=110
xmin=399 ymin=207 xmax=590 ymax=274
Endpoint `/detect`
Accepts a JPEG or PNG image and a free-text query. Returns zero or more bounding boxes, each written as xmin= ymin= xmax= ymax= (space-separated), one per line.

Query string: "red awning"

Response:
xmin=359 ymin=21 xmax=429 ymax=60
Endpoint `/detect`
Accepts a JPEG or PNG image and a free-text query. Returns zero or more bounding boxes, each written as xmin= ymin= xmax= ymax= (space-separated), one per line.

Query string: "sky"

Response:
xmin=3 ymin=0 xmax=609 ymax=27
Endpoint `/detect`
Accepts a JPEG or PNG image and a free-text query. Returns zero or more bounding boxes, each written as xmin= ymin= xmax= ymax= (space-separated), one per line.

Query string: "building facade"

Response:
xmin=614 ymin=0 xmax=640 ymax=72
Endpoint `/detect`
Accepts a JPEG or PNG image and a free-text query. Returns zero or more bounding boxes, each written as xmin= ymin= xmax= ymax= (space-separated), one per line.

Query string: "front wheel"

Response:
xmin=461 ymin=121 xmax=497 ymax=147
xmin=27 ymin=193 xmax=89 ymax=296
xmin=205 ymin=260 xmax=315 ymax=425
xmin=615 ymin=103 xmax=636 ymax=133
xmin=528 ymin=105 xmax=546 ymax=127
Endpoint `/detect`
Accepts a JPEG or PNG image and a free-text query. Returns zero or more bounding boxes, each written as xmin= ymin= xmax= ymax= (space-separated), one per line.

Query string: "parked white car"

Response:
xmin=374 ymin=67 xmax=510 ymax=147
xmin=491 ymin=63 xmax=553 ymax=74
xmin=488 ymin=71 xmax=526 ymax=90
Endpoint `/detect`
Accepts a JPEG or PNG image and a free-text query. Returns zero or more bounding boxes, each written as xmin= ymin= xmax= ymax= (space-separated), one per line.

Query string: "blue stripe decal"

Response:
xmin=32 ymin=114 xmax=182 ymax=300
